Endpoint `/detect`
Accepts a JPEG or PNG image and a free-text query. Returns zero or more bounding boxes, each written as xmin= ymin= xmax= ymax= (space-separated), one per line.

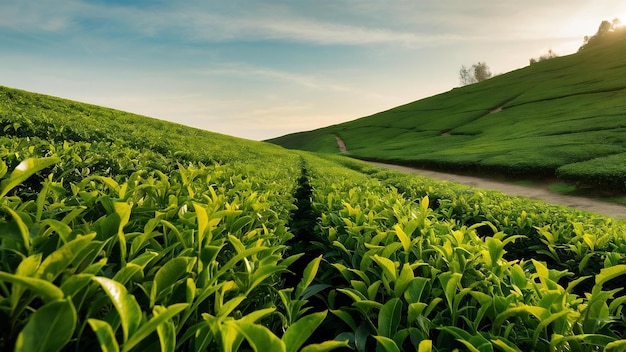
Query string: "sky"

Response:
xmin=2 ymin=1 xmax=626 ymax=141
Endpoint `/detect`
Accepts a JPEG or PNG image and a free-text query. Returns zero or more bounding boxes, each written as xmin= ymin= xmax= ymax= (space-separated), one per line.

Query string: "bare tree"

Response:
xmin=459 ymin=62 xmax=492 ymax=85
xmin=459 ymin=65 xmax=474 ymax=85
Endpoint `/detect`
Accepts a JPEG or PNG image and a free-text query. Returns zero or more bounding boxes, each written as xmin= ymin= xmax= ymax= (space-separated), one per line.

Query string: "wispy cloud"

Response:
xmin=0 ymin=1 xmax=76 ymax=32
xmin=0 ymin=0 xmax=464 ymax=48
xmin=198 ymin=63 xmax=395 ymax=101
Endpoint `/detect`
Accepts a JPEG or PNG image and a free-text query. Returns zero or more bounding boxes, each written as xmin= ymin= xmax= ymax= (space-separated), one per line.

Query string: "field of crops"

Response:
xmin=2 ymin=85 xmax=626 ymax=351
xmin=268 ymin=29 xmax=626 ymax=191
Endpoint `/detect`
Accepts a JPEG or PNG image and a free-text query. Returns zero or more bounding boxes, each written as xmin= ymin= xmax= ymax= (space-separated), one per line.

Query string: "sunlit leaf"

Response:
xmin=230 ymin=322 xmax=286 ymax=352
xmin=15 ymin=299 xmax=76 ymax=352
xmin=283 ymin=311 xmax=327 ymax=352
xmin=373 ymin=336 xmax=400 ymax=352
xmin=0 ymin=271 xmax=64 ymax=302
xmin=300 ymin=339 xmax=350 ymax=352
xmin=296 ymin=255 xmax=322 ymax=297
xmin=88 ymin=319 xmax=120 ymax=352
xmin=0 ymin=157 xmax=60 ymax=198
xmin=150 ymin=257 xmax=193 ymax=307
xmin=93 ymin=276 xmax=142 ymax=343
xmin=123 ymin=303 xmax=188 ymax=352
xmin=596 ymin=264 xmax=626 ymax=287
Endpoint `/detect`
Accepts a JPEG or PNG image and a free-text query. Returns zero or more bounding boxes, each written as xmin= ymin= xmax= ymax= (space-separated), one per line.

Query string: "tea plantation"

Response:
xmin=268 ymin=27 xmax=626 ymax=191
xmin=1 ymin=85 xmax=626 ymax=351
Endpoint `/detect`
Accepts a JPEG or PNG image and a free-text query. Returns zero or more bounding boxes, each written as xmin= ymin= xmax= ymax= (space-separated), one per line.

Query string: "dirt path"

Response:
xmin=335 ymin=136 xmax=348 ymax=153
xmin=366 ymin=161 xmax=626 ymax=219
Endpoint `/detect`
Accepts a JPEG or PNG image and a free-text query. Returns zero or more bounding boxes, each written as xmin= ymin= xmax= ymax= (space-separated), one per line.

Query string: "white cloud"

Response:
xmin=0 ymin=1 xmax=76 ymax=32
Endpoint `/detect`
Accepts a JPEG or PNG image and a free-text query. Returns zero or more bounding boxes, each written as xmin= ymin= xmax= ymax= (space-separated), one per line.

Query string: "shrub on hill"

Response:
xmin=579 ymin=18 xmax=623 ymax=51
xmin=529 ymin=49 xmax=558 ymax=65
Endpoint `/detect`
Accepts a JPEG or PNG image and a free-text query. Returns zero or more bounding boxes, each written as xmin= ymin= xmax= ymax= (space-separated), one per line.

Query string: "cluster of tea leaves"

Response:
xmin=303 ymin=153 xmax=626 ymax=351
xmin=0 ymin=86 xmax=346 ymax=351
xmin=1 ymin=85 xmax=626 ymax=351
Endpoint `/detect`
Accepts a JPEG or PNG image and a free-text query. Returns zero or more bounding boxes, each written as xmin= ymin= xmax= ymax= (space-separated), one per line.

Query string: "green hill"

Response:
xmin=1 ymin=84 xmax=626 ymax=350
xmin=268 ymin=27 xmax=626 ymax=190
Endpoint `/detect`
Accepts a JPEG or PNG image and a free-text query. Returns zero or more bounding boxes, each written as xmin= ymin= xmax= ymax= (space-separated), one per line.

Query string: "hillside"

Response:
xmin=1 ymin=85 xmax=626 ymax=351
xmin=268 ymin=27 xmax=626 ymax=190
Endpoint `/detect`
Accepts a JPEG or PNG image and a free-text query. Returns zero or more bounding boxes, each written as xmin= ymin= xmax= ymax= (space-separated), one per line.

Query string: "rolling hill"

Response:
xmin=1 ymin=76 xmax=626 ymax=350
xmin=267 ymin=27 xmax=626 ymax=191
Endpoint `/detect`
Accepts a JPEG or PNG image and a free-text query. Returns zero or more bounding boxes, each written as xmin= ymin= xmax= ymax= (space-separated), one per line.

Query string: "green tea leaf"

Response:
xmin=595 ymin=264 xmax=626 ymax=287
xmin=0 ymin=159 xmax=7 ymax=179
xmin=88 ymin=319 xmax=120 ymax=352
xmin=395 ymin=263 xmax=414 ymax=297
xmin=393 ymin=224 xmax=411 ymax=254
xmin=123 ymin=303 xmax=188 ymax=352
xmin=283 ymin=311 xmax=327 ymax=352
xmin=330 ymin=309 xmax=357 ymax=331
xmin=230 ymin=322 xmax=286 ymax=352
xmin=193 ymin=202 xmax=209 ymax=246
xmin=36 ymin=233 xmax=96 ymax=282
xmin=150 ymin=257 xmax=193 ymax=307
xmin=605 ymin=339 xmax=626 ymax=351
xmin=15 ymin=299 xmax=76 ymax=352
xmin=0 ymin=157 xmax=60 ymax=198
xmin=2 ymin=206 xmax=31 ymax=252
xmin=491 ymin=339 xmax=522 ymax=352
xmin=60 ymin=273 xmax=93 ymax=297
xmin=372 ymin=255 xmax=397 ymax=281
xmin=93 ymin=276 xmax=142 ymax=343
xmin=532 ymin=310 xmax=570 ymax=344
xmin=438 ymin=272 xmax=462 ymax=309
xmin=378 ymin=298 xmax=402 ymax=338
xmin=417 ymin=340 xmax=432 ymax=352
xmin=494 ymin=304 xmax=547 ymax=328
xmin=296 ymin=255 xmax=322 ymax=297
xmin=373 ymin=336 xmax=401 ymax=352
xmin=0 ymin=271 xmax=64 ymax=302
xmin=300 ymin=339 xmax=350 ymax=352
xmin=113 ymin=202 xmax=132 ymax=266
xmin=239 ymin=307 xmax=276 ymax=323
xmin=218 ymin=296 xmax=246 ymax=318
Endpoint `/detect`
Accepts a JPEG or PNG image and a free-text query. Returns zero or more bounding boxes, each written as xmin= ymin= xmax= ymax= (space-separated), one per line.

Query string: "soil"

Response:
xmin=335 ymin=136 xmax=349 ymax=153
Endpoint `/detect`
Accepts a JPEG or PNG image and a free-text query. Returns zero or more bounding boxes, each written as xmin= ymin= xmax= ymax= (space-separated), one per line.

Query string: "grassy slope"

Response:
xmin=0 ymin=85 xmax=295 ymax=167
xmin=267 ymin=28 xmax=626 ymax=189
xmin=3 ymin=81 xmax=626 ymax=351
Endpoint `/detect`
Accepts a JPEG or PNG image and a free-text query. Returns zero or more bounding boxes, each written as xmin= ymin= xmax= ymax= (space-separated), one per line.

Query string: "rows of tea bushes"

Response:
xmin=326 ymin=155 xmax=626 ymax=279
xmin=0 ymin=148 xmax=362 ymax=351
xmin=298 ymin=153 xmax=626 ymax=351
xmin=2 ymin=84 xmax=626 ymax=351
xmin=0 ymin=86 xmax=350 ymax=351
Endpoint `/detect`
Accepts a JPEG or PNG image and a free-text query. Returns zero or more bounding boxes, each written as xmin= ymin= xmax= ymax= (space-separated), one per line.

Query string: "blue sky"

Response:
xmin=2 ymin=1 xmax=625 ymax=140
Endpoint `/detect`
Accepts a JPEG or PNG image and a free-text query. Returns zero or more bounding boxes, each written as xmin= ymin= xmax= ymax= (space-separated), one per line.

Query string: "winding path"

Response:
xmin=334 ymin=136 xmax=626 ymax=219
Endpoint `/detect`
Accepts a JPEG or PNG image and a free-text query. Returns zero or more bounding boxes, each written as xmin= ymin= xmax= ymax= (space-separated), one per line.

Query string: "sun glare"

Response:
xmin=553 ymin=14 xmax=624 ymax=55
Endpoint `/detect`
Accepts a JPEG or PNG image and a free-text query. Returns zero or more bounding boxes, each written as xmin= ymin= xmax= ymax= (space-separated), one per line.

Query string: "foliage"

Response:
xmin=269 ymin=31 xmax=626 ymax=192
xmin=529 ymin=49 xmax=558 ymax=65
xmin=579 ymin=18 xmax=622 ymax=51
xmin=1 ymin=84 xmax=626 ymax=351
xmin=459 ymin=62 xmax=492 ymax=85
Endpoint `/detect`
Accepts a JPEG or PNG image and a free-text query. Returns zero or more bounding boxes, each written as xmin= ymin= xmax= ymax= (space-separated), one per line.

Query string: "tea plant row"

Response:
xmin=2 ymin=85 xmax=626 ymax=351
xmin=299 ymin=153 xmax=626 ymax=351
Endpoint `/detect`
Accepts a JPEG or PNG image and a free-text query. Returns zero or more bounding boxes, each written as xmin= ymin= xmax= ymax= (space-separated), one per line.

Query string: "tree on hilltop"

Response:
xmin=579 ymin=18 xmax=621 ymax=51
xmin=459 ymin=62 xmax=492 ymax=85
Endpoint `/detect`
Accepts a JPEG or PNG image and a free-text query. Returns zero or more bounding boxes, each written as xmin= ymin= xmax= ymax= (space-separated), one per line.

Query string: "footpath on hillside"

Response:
xmin=334 ymin=136 xmax=626 ymax=219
